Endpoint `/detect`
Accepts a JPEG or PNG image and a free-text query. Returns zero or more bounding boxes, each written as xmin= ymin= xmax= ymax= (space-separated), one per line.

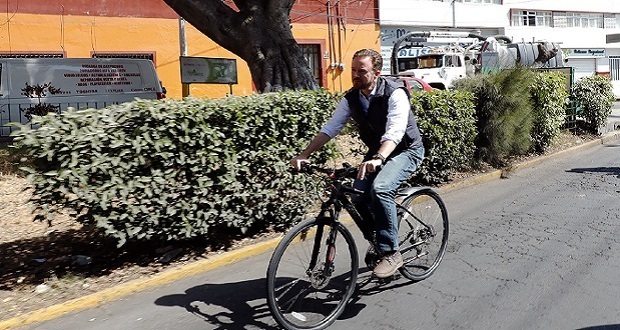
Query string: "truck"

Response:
xmin=390 ymin=31 xmax=566 ymax=90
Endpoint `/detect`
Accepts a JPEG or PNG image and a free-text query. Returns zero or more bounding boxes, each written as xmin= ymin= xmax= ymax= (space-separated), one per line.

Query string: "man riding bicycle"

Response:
xmin=291 ymin=48 xmax=425 ymax=278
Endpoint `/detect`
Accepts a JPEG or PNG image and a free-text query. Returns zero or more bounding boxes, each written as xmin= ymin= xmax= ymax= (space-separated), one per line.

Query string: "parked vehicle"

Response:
xmin=399 ymin=75 xmax=434 ymax=92
xmin=0 ymin=57 xmax=165 ymax=137
xmin=390 ymin=31 xmax=565 ymax=90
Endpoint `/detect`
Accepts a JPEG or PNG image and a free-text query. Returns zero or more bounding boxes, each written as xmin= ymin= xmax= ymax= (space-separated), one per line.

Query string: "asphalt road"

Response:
xmin=24 ymin=138 xmax=620 ymax=330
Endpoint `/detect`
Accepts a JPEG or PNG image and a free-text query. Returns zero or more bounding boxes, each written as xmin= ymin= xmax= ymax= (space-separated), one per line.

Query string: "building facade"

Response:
xmin=0 ymin=0 xmax=379 ymax=99
xmin=379 ymin=0 xmax=620 ymax=95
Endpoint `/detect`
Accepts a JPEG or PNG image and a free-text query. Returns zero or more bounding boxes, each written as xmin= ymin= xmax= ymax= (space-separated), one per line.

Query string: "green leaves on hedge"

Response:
xmin=10 ymin=78 xmax=592 ymax=246
xmin=530 ymin=71 xmax=569 ymax=152
xmin=572 ymin=75 xmax=615 ymax=134
xmin=12 ymin=90 xmax=338 ymax=246
xmin=454 ymin=67 xmax=535 ymax=166
xmin=411 ymin=90 xmax=477 ymax=184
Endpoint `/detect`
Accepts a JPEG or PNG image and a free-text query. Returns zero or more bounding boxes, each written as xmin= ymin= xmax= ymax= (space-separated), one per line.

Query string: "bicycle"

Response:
xmin=266 ymin=163 xmax=449 ymax=330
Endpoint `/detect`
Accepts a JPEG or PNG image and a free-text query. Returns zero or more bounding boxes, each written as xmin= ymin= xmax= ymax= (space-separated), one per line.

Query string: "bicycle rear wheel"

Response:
xmin=266 ymin=217 xmax=359 ymax=330
xmin=397 ymin=189 xmax=449 ymax=281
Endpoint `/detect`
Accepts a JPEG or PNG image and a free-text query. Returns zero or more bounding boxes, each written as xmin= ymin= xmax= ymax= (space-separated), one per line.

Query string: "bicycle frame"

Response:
xmin=312 ymin=168 xmax=384 ymax=259
xmin=314 ymin=168 xmax=436 ymax=259
xmin=396 ymin=187 xmax=436 ymax=233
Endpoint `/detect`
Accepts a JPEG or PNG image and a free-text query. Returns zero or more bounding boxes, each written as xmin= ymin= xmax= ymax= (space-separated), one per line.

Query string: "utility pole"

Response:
xmin=452 ymin=0 xmax=457 ymax=28
xmin=179 ymin=17 xmax=190 ymax=97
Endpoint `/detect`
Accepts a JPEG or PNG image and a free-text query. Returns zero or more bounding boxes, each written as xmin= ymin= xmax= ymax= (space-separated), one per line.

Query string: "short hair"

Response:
xmin=353 ymin=49 xmax=382 ymax=72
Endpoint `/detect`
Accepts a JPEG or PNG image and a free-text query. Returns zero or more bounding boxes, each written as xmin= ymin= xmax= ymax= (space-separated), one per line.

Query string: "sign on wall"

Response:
xmin=180 ymin=56 xmax=238 ymax=84
xmin=566 ymin=48 xmax=606 ymax=58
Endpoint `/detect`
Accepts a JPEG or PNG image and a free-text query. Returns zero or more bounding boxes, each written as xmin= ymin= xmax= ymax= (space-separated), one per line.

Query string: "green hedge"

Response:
xmin=12 ymin=90 xmax=338 ymax=246
xmin=411 ymin=90 xmax=477 ymax=184
xmin=10 ymin=88 xmax=478 ymax=245
xmin=530 ymin=71 xmax=570 ymax=152
xmin=454 ymin=67 xmax=535 ymax=166
xmin=571 ymin=75 xmax=615 ymax=134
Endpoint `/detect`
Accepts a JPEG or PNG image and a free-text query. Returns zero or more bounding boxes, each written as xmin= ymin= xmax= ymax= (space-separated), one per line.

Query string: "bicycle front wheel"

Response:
xmin=398 ymin=189 xmax=449 ymax=281
xmin=266 ymin=217 xmax=359 ymax=330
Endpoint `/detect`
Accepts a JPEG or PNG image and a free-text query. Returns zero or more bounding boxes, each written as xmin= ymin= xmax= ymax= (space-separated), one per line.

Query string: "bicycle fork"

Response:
xmin=307 ymin=210 xmax=339 ymax=288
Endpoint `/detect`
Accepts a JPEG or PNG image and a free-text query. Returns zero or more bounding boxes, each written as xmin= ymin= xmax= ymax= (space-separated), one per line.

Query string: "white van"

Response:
xmin=0 ymin=58 xmax=164 ymax=138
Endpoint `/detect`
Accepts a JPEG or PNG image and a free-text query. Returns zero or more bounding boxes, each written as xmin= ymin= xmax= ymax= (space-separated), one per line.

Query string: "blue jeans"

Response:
xmin=353 ymin=145 xmax=425 ymax=253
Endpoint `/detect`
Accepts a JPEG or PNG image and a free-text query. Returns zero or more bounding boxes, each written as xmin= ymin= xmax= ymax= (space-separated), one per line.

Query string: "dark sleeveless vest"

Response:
xmin=344 ymin=76 xmax=423 ymax=156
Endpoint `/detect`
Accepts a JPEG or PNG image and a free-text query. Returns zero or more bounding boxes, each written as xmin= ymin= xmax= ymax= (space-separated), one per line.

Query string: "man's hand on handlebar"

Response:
xmin=357 ymin=158 xmax=383 ymax=180
xmin=290 ymin=156 xmax=311 ymax=171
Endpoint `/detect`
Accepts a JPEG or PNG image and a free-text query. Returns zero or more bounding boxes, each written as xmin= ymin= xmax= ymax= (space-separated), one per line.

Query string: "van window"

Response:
xmin=409 ymin=79 xmax=424 ymax=91
xmin=0 ymin=52 xmax=64 ymax=58
xmin=92 ymin=52 xmax=155 ymax=64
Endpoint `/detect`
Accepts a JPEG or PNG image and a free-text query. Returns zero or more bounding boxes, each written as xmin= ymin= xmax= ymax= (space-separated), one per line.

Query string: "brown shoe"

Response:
xmin=372 ymin=251 xmax=403 ymax=278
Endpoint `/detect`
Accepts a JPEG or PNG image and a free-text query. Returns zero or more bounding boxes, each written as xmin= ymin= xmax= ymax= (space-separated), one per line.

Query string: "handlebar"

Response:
xmin=300 ymin=163 xmax=359 ymax=180
xmin=300 ymin=163 xmax=366 ymax=196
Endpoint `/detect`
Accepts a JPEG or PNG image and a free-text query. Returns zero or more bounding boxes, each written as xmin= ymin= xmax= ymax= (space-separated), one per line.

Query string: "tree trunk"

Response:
xmin=164 ymin=0 xmax=319 ymax=92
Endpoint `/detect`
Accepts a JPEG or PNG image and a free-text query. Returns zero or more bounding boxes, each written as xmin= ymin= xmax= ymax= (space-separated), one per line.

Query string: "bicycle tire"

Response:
xmin=397 ymin=189 xmax=449 ymax=281
xmin=266 ymin=217 xmax=359 ymax=330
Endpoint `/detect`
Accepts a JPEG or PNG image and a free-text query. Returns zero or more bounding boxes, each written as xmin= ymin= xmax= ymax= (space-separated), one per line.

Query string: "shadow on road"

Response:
xmin=576 ymin=325 xmax=620 ymax=330
xmin=153 ymin=268 xmax=417 ymax=328
xmin=566 ymin=167 xmax=620 ymax=178
xmin=155 ymin=278 xmax=279 ymax=329
xmin=339 ymin=267 xmax=418 ymax=320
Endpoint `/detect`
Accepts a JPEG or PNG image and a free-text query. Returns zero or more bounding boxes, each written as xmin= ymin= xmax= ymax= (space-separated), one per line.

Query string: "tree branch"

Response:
xmin=164 ymin=0 xmax=246 ymax=56
xmin=163 ymin=0 xmax=318 ymax=92
xmin=233 ymin=0 xmax=295 ymax=15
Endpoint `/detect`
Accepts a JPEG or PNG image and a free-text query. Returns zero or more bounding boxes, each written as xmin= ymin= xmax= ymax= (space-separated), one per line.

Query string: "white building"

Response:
xmin=379 ymin=0 xmax=620 ymax=95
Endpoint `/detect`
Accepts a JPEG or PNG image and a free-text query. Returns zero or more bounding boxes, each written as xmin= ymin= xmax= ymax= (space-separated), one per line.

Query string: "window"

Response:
xmin=553 ymin=12 xmax=567 ymax=28
xmin=512 ymin=10 xmax=552 ymax=27
xmin=552 ymin=12 xmax=608 ymax=29
xmin=299 ymin=44 xmax=322 ymax=87
xmin=582 ymin=13 xmax=603 ymax=28
xmin=444 ymin=55 xmax=462 ymax=67
xmin=565 ymin=12 xmax=604 ymax=28
xmin=0 ymin=52 xmax=64 ymax=58
xmin=91 ymin=52 xmax=155 ymax=64
xmin=408 ymin=79 xmax=424 ymax=92
xmin=604 ymin=14 xmax=617 ymax=29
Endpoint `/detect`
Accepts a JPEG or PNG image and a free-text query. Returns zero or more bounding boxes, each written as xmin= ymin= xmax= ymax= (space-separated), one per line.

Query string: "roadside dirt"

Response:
xmin=0 ymin=131 xmax=599 ymax=322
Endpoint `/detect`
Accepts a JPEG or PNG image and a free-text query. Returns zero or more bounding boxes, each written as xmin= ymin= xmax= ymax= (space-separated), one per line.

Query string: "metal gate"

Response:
xmin=609 ymin=56 xmax=620 ymax=81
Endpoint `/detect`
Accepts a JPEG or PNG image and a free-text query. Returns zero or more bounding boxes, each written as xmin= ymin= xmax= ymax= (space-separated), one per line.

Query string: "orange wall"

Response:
xmin=0 ymin=8 xmax=379 ymax=99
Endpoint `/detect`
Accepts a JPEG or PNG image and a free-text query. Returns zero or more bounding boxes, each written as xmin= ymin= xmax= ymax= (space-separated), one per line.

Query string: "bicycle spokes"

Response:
xmin=397 ymin=190 xmax=448 ymax=281
xmin=266 ymin=218 xmax=359 ymax=329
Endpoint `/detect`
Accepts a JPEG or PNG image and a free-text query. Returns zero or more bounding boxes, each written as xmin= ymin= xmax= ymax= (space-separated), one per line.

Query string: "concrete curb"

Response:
xmin=0 ymin=238 xmax=283 ymax=329
xmin=2 ymin=130 xmax=619 ymax=329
